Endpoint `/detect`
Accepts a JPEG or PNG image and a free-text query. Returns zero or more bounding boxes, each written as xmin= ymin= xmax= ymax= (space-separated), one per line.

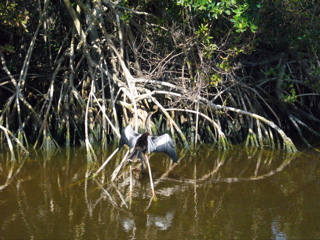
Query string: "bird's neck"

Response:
xmin=144 ymin=112 xmax=155 ymax=134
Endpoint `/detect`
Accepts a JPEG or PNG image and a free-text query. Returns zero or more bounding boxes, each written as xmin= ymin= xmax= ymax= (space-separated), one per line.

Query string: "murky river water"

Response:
xmin=0 ymin=144 xmax=320 ymax=239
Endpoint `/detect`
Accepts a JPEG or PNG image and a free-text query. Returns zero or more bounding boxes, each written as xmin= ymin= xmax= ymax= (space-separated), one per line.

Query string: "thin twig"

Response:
xmin=93 ymin=148 xmax=120 ymax=176
xmin=111 ymin=151 xmax=130 ymax=181
xmin=145 ymin=155 xmax=156 ymax=200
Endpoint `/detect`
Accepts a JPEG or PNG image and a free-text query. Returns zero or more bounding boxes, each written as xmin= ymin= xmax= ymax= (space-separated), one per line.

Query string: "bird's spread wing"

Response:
xmin=119 ymin=125 xmax=140 ymax=149
xmin=148 ymin=134 xmax=178 ymax=162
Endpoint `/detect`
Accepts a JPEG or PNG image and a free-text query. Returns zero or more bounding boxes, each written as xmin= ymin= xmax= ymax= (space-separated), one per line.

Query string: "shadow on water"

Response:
xmin=0 ymin=145 xmax=320 ymax=239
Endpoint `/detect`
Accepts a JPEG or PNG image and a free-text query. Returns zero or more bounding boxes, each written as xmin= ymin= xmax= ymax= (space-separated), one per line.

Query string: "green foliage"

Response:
xmin=282 ymin=79 xmax=298 ymax=104
xmin=0 ymin=2 xmax=29 ymax=32
xmin=217 ymin=57 xmax=232 ymax=72
xmin=0 ymin=44 xmax=15 ymax=54
xmin=208 ymin=73 xmax=221 ymax=86
xmin=262 ymin=67 xmax=277 ymax=78
xmin=177 ymin=0 xmax=259 ymax=33
xmin=282 ymin=86 xmax=297 ymax=104
xmin=257 ymin=1 xmax=320 ymax=52
xmin=196 ymin=23 xmax=217 ymax=57
xmin=0 ymin=1 xmax=30 ymax=58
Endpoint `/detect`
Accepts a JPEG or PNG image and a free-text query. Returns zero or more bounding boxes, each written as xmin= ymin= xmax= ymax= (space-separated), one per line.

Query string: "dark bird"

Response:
xmin=119 ymin=111 xmax=178 ymax=168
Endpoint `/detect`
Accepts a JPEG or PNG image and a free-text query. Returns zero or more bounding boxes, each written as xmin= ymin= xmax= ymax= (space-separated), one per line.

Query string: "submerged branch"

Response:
xmin=0 ymin=125 xmax=30 ymax=160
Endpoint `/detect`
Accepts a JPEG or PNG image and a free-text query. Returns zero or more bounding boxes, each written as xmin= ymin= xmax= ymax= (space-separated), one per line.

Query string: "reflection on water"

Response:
xmin=123 ymin=211 xmax=175 ymax=232
xmin=146 ymin=211 xmax=175 ymax=230
xmin=0 ymin=145 xmax=320 ymax=239
xmin=272 ymin=218 xmax=287 ymax=240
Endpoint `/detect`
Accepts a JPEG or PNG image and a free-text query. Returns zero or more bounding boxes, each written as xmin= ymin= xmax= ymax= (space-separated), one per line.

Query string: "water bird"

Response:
xmin=119 ymin=111 xmax=178 ymax=168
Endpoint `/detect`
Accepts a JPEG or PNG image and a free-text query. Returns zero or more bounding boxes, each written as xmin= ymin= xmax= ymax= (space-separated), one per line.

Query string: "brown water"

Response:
xmin=0 ymin=144 xmax=320 ymax=240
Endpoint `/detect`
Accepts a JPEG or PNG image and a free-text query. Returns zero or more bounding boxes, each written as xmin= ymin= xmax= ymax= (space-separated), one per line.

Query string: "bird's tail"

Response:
xmin=126 ymin=148 xmax=146 ymax=170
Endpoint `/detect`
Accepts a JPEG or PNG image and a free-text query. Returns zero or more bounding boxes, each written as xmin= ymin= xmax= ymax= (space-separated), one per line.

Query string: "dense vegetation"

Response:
xmin=0 ymin=0 xmax=319 ymax=159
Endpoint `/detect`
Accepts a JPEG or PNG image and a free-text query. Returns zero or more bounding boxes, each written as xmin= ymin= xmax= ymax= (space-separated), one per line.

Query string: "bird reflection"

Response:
xmin=122 ymin=211 xmax=175 ymax=232
xmin=123 ymin=218 xmax=136 ymax=232
xmin=146 ymin=211 xmax=175 ymax=230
